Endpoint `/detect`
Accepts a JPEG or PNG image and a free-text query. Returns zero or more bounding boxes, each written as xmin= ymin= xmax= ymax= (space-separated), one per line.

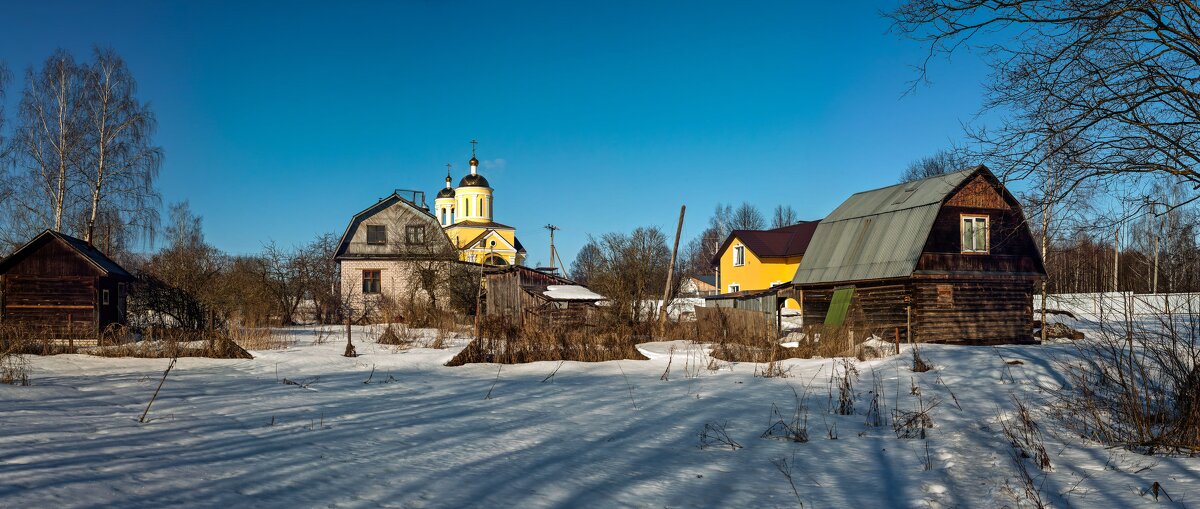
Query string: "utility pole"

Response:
xmin=658 ymin=205 xmax=686 ymax=328
xmin=544 ymin=224 xmax=560 ymax=272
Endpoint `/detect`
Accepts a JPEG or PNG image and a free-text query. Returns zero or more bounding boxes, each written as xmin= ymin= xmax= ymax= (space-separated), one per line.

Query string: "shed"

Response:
xmin=0 ymin=230 xmax=135 ymax=340
xmin=781 ymin=166 xmax=1046 ymax=345
xmin=485 ymin=265 xmax=606 ymax=324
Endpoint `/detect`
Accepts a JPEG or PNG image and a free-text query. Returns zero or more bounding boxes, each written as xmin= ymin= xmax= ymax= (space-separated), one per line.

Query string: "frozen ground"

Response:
xmin=1 ymin=326 xmax=1197 ymax=508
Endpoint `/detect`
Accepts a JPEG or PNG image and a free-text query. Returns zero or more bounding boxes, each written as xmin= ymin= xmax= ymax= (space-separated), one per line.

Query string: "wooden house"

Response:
xmin=0 ymin=230 xmax=135 ymax=339
xmin=335 ymin=190 xmax=457 ymax=319
xmin=485 ymin=265 xmax=606 ymax=324
xmin=779 ymin=166 xmax=1046 ymax=345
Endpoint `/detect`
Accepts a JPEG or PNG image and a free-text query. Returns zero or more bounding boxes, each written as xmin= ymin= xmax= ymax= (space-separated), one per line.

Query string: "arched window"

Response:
xmin=479 ymin=198 xmax=484 ymax=218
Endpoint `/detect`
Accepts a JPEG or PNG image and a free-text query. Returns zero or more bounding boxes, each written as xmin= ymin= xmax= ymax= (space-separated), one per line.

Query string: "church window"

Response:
xmin=366 ymin=225 xmax=387 ymax=245
xmin=362 ymin=270 xmax=382 ymax=294
xmin=479 ymin=198 xmax=484 ymax=217
xmin=405 ymin=225 xmax=426 ymax=245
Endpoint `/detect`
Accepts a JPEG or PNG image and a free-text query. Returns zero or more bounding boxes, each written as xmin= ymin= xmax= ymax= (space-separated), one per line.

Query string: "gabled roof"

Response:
xmin=0 ymin=229 xmax=134 ymax=279
xmin=712 ymin=221 xmax=821 ymax=266
xmin=792 ymin=166 xmax=993 ymax=286
xmin=335 ymin=191 xmax=441 ymax=259
xmin=689 ymin=274 xmax=716 ymax=286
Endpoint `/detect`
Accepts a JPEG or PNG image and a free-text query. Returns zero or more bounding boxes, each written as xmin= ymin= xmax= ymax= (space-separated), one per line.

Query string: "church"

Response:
xmin=433 ymin=143 xmax=527 ymax=266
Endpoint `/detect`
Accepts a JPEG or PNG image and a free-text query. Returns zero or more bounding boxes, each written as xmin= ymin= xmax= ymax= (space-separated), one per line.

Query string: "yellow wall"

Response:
xmin=717 ymin=236 xmax=802 ymax=308
xmin=445 ymin=224 xmax=524 ymax=265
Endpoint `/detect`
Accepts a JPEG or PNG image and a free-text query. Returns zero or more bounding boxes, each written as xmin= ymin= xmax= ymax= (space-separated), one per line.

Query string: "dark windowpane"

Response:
xmin=366 ymin=225 xmax=387 ymax=245
xmin=362 ymin=270 xmax=382 ymax=294
xmin=405 ymin=225 xmax=426 ymax=245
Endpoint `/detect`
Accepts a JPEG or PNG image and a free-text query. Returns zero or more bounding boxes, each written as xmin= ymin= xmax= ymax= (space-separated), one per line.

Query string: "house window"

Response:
xmin=366 ymin=225 xmax=387 ymax=245
xmin=362 ymin=270 xmax=382 ymax=294
xmin=961 ymin=215 xmax=989 ymax=253
xmin=729 ymin=283 xmax=740 ymax=293
xmin=732 ymin=245 xmax=746 ymax=266
xmin=405 ymin=225 xmax=426 ymax=245
xmin=102 ymin=289 xmax=110 ymax=305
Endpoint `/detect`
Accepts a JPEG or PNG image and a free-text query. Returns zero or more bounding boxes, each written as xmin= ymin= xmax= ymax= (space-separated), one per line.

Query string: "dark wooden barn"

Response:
xmin=485 ymin=265 xmax=606 ymax=324
xmin=0 ymin=230 xmax=134 ymax=341
xmin=779 ymin=166 xmax=1046 ymax=345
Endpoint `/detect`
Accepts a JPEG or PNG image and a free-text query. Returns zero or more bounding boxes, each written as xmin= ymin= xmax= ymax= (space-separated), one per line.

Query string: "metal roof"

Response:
xmin=792 ymin=167 xmax=982 ymax=286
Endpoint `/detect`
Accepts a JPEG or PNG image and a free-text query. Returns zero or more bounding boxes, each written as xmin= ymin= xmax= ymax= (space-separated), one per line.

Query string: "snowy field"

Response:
xmin=2 ymin=327 xmax=1198 ymax=508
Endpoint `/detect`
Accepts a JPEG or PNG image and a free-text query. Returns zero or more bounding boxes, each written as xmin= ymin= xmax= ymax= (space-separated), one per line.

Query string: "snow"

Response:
xmin=1 ymin=323 xmax=1197 ymax=508
xmin=543 ymin=285 xmax=606 ymax=301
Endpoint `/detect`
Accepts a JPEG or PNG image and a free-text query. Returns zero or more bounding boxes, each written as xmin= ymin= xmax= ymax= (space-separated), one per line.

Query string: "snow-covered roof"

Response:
xmin=543 ymin=285 xmax=606 ymax=301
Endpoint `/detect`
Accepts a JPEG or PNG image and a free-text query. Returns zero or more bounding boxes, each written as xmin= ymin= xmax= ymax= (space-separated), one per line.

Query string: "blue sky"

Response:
xmin=2 ymin=0 xmax=993 ymax=265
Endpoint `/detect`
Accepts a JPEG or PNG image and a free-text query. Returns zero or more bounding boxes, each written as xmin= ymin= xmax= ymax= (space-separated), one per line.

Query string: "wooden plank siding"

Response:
xmin=910 ymin=279 xmax=1035 ymax=344
xmin=790 ymin=170 xmax=1045 ymax=346
xmin=0 ymin=231 xmax=133 ymax=336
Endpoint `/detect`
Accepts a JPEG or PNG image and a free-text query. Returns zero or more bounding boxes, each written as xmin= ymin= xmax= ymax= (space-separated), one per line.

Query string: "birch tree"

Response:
xmin=8 ymin=50 xmax=86 ymax=236
xmin=79 ymin=47 xmax=162 ymax=244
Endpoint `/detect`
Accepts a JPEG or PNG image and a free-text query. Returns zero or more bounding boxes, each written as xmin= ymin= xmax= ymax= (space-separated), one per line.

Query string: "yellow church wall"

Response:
xmin=717 ymin=237 xmax=802 ymax=309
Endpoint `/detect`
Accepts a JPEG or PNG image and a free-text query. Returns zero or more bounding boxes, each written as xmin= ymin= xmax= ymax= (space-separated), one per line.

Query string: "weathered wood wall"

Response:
xmin=910 ymin=278 xmax=1035 ymax=344
xmin=0 ymin=236 xmax=126 ymax=335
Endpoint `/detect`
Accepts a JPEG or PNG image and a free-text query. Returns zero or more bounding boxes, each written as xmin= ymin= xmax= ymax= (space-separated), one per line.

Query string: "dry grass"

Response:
xmin=446 ymin=315 xmax=649 ymax=366
xmin=227 ymin=327 xmax=291 ymax=350
xmin=90 ymin=328 xmax=253 ymax=359
xmin=1057 ymin=298 xmax=1200 ymax=454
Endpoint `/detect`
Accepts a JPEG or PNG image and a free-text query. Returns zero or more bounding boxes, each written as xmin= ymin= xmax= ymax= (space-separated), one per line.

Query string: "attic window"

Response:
xmin=405 ymin=225 xmax=426 ymax=245
xmin=732 ymin=245 xmax=746 ymax=266
xmin=366 ymin=225 xmax=387 ymax=245
xmin=961 ymin=215 xmax=989 ymax=253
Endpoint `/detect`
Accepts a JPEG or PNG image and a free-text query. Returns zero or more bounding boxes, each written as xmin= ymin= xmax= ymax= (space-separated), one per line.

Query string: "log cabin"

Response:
xmin=0 ymin=230 xmax=135 ymax=339
xmin=779 ymin=166 xmax=1046 ymax=345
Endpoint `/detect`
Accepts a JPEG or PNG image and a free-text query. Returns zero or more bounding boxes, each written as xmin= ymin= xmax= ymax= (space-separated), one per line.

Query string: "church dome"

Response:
xmin=458 ymin=173 xmax=490 ymax=188
xmin=437 ymin=186 xmax=455 ymax=198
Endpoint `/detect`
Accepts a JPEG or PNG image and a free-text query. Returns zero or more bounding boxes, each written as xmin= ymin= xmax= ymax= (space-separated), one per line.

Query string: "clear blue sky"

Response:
xmin=2 ymin=0 xmax=992 ymax=265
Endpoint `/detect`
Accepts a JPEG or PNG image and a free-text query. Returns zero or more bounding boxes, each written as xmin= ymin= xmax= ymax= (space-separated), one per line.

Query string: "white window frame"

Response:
xmin=961 ymin=214 xmax=990 ymax=254
xmin=102 ymin=289 xmax=110 ymax=305
xmin=728 ymin=283 xmax=740 ymax=293
xmin=732 ymin=244 xmax=746 ymax=266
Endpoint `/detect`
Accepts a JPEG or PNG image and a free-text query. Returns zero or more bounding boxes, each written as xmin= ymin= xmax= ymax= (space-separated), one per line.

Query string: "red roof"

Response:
xmin=711 ymin=221 xmax=821 ymax=266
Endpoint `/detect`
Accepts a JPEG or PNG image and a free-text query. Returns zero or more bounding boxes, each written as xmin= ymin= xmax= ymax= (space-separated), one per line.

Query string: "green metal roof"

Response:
xmin=792 ymin=167 xmax=982 ymax=286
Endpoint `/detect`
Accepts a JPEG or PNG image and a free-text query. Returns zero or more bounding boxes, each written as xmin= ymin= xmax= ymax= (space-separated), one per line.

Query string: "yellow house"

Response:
xmin=713 ymin=221 xmax=820 ymax=308
xmin=432 ymin=145 xmax=527 ymax=266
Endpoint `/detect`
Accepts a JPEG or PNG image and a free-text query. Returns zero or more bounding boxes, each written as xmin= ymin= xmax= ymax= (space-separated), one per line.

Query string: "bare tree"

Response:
xmin=890 ymin=1 xmax=1200 ymax=209
xmin=7 ymin=50 xmax=87 ymax=236
xmin=899 ymin=148 xmax=968 ymax=182
xmin=259 ymin=241 xmax=306 ymax=326
xmin=578 ymin=227 xmax=675 ymax=322
xmin=729 ymin=202 xmax=765 ymax=231
xmin=79 ymin=47 xmax=162 ymax=244
xmin=133 ymin=202 xmax=224 ymax=329
xmin=770 ymin=204 xmax=799 ymax=228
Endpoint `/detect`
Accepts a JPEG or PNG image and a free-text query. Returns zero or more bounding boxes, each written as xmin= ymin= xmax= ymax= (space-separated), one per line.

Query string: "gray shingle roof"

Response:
xmin=792 ymin=167 xmax=981 ymax=286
